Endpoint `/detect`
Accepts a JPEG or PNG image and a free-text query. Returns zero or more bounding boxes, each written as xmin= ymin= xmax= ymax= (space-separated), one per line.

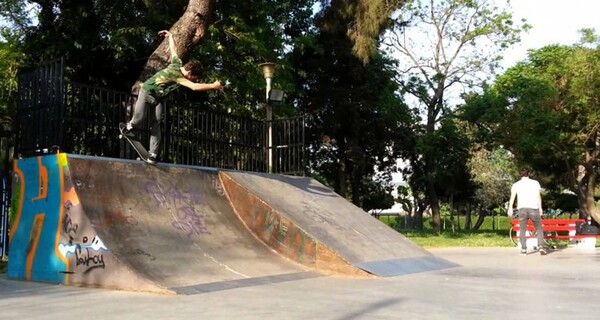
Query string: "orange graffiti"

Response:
xmin=32 ymin=156 xmax=48 ymax=201
xmin=26 ymin=214 xmax=45 ymax=280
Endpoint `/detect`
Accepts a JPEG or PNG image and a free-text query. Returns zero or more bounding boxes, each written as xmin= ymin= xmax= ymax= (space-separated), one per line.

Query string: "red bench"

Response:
xmin=510 ymin=219 xmax=600 ymax=248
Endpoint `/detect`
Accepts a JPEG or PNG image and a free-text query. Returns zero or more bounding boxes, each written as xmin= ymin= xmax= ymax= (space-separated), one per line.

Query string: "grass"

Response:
xmin=402 ymin=230 xmax=513 ymax=248
xmin=380 ymin=215 xmax=520 ymax=248
xmin=382 ymin=214 xmax=600 ymax=248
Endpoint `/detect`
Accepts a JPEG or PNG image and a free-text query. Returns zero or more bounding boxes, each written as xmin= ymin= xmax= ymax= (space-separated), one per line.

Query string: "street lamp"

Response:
xmin=259 ymin=62 xmax=276 ymax=173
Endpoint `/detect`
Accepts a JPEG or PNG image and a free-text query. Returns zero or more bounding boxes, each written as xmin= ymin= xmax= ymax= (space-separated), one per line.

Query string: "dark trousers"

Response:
xmin=518 ymin=208 xmax=544 ymax=249
xmin=129 ymin=88 xmax=163 ymax=156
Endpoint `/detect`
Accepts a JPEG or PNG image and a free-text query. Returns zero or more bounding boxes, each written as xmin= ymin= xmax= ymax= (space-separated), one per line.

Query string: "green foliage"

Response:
xmin=544 ymin=192 xmax=579 ymax=215
xmin=326 ymin=0 xmax=408 ymax=64
xmin=464 ymin=42 xmax=600 ymax=207
xmin=289 ymin=14 xmax=415 ymax=206
xmin=200 ymin=0 xmax=318 ymax=115
xmin=0 ymin=27 xmax=25 ymax=118
xmin=361 ymin=178 xmax=395 ymax=212
xmin=467 ymin=146 xmax=517 ymax=209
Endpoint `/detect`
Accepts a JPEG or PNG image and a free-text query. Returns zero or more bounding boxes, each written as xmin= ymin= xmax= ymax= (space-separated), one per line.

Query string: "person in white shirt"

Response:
xmin=507 ymin=168 xmax=547 ymax=255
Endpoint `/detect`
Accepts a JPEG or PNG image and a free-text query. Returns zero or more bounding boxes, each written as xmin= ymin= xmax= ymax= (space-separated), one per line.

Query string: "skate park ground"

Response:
xmin=1 ymin=247 xmax=598 ymax=320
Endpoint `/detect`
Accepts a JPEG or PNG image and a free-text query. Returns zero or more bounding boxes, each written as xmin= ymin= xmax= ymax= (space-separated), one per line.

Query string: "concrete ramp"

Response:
xmin=8 ymin=154 xmax=457 ymax=293
xmin=221 ymin=171 xmax=458 ymax=276
xmin=8 ymin=154 xmax=307 ymax=294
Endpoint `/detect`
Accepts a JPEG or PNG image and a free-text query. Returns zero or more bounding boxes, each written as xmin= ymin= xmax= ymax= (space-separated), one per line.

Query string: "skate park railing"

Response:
xmin=15 ymin=58 xmax=305 ymax=176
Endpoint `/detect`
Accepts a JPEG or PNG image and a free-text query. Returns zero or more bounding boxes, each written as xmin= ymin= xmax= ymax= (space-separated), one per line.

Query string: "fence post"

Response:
xmin=0 ymin=169 xmax=9 ymax=259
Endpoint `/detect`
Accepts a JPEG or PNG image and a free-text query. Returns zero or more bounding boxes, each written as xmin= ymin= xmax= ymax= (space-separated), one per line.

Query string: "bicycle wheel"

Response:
xmin=543 ymin=231 xmax=559 ymax=249
xmin=509 ymin=226 xmax=518 ymax=246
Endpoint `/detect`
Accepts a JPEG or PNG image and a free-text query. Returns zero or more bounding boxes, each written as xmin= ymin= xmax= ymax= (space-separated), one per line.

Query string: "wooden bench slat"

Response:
xmin=510 ymin=218 xmax=600 ymax=240
xmin=515 ymin=235 xmax=600 ymax=239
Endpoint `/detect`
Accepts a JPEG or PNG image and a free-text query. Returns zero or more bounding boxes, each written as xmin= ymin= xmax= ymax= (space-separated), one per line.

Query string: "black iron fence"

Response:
xmin=16 ymin=58 xmax=65 ymax=154
xmin=16 ymin=58 xmax=305 ymax=175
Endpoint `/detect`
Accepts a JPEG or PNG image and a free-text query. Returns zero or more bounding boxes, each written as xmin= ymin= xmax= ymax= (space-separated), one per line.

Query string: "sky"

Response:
xmin=501 ymin=0 xmax=600 ymax=68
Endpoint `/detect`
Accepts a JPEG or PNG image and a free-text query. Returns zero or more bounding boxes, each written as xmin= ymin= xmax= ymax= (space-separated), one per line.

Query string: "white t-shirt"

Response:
xmin=511 ymin=177 xmax=541 ymax=209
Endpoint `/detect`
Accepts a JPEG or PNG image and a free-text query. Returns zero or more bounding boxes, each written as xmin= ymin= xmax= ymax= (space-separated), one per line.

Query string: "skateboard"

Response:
xmin=118 ymin=123 xmax=155 ymax=164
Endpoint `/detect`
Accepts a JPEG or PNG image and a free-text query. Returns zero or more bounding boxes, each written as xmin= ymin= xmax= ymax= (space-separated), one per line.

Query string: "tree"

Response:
xmin=134 ymin=0 xmax=214 ymax=89
xmin=285 ymin=1 xmax=416 ymax=207
xmin=362 ymin=177 xmax=396 ymax=213
xmin=463 ymin=42 xmax=600 ymax=223
xmin=467 ymin=145 xmax=517 ymax=225
xmin=321 ymin=0 xmax=408 ymax=64
xmin=0 ymin=29 xmax=25 ymax=113
xmin=382 ymin=0 xmax=528 ymax=232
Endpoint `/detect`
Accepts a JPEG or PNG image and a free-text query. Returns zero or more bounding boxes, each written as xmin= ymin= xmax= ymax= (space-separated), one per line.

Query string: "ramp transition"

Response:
xmin=8 ymin=154 xmax=458 ymax=293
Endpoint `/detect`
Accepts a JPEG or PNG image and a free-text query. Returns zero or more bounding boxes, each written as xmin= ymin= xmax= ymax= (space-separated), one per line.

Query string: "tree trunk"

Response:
xmin=425 ymin=149 xmax=441 ymax=233
xmin=428 ymin=184 xmax=441 ymax=233
xmin=464 ymin=203 xmax=472 ymax=230
xmin=133 ymin=0 xmax=215 ymax=91
xmin=336 ymin=156 xmax=348 ymax=199
xmin=472 ymin=205 xmax=486 ymax=231
xmin=413 ymin=203 xmax=426 ymax=231
xmin=585 ymin=146 xmax=600 ymax=224
xmin=350 ymin=143 xmax=365 ymax=207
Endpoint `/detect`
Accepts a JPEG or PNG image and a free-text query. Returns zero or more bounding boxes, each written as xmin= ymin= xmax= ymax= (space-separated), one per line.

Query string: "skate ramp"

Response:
xmin=221 ymin=171 xmax=458 ymax=276
xmin=8 ymin=154 xmax=309 ymax=294
xmin=8 ymin=153 xmax=457 ymax=293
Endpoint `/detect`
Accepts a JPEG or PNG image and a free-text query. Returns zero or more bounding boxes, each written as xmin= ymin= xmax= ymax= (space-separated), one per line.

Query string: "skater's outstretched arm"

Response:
xmin=178 ymin=78 xmax=223 ymax=91
xmin=158 ymin=30 xmax=178 ymax=61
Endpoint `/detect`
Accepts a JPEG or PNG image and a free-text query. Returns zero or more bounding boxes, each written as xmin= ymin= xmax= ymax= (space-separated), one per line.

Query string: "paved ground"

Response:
xmin=1 ymin=247 xmax=598 ymax=320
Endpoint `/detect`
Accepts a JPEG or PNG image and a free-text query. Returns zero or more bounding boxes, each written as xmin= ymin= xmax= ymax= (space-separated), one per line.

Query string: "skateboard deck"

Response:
xmin=119 ymin=123 xmax=154 ymax=164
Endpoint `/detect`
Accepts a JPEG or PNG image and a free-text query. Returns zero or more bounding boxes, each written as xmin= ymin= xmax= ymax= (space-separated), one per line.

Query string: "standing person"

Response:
xmin=507 ymin=168 xmax=547 ymax=255
xmin=121 ymin=30 xmax=223 ymax=164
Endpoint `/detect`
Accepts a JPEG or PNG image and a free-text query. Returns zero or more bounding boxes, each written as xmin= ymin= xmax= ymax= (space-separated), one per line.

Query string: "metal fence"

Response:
xmin=0 ymin=165 xmax=8 ymax=259
xmin=16 ymin=58 xmax=305 ymax=175
xmin=16 ymin=58 xmax=65 ymax=155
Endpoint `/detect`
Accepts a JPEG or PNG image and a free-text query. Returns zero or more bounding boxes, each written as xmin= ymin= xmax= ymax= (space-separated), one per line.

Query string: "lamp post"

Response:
xmin=259 ymin=62 xmax=276 ymax=173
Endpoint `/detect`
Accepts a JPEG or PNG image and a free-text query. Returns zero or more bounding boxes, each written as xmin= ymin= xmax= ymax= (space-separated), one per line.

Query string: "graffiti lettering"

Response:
xmin=132 ymin=248 xmax=156 ymax=260
xmin=264 ymin=210 xmax=280 ymax=240
xmin=172 ymin=206 xmax=209 ymax=238
xmin=62 ymin=213 xmax=79 ymax=238
xmin=62 ymin=200 xmax=79 ymax=241
xmin=75 ymin=246 xmax=106 ymax=274
xmin=144 ymin=181 xmax=204 ymax=208
xmin=212 ymin=175 xmax=225 ymax=196
xmin=143 ymin=180 xmax=209 ymax=238
xmin=74 ymin=180 xmax=95 ymax=190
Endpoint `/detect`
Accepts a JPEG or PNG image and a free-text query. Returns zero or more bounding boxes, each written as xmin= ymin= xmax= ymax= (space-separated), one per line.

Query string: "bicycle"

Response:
xmin=508 ymin=210 xmax=561 ymax=249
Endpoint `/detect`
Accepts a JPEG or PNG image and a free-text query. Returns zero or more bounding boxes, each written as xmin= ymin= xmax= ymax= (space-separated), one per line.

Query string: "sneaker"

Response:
xmin=520 ymin=249 xmax=527 ymax=255
xmin=120 ymin=122 xmax=133 ymax=135
xmin=145 ymin=154 xmax=158 ymax=165
xmin=539 ymin=247 xmax=548 ymax=255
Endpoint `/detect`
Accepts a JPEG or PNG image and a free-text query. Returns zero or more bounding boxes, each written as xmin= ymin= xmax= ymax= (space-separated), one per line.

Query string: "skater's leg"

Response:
xmin=148 ymin=101 xmax=163 ymax=157
xmin=128 ymin=89 xmax=154 ymax=129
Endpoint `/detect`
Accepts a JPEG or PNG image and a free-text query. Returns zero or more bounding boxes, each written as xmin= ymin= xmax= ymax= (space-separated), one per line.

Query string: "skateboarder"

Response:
xmin=121 ymin=29 xmax=223 ymax=164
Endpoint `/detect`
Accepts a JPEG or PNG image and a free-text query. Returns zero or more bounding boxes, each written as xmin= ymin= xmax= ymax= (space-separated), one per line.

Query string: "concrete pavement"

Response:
xmin=1 ymin=247 xmax=598 ymax=320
